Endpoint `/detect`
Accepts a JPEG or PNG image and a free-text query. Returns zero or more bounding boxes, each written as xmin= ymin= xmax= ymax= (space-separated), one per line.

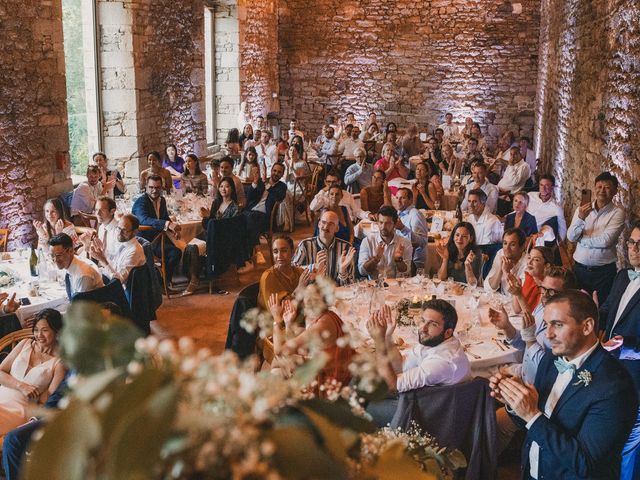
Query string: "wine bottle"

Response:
xmin=456 ymin=201 xmax=463 ymax=224
xmin=29 ymin=247 xmax=39 ymax=277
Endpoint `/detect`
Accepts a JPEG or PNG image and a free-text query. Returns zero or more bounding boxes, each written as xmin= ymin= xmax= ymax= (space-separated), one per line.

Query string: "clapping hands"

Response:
xmin=489 ymin=373 xmax=540 ymax=422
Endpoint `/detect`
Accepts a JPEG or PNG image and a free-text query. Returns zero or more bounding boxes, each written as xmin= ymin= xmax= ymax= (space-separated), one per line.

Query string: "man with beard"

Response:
xmin=366 ymin=300 xmax=471 ymax=393
xmin=90 ymin=213 xmax=146 ymax=285
xmin=486 ymin=228 xmax=528 ymax=297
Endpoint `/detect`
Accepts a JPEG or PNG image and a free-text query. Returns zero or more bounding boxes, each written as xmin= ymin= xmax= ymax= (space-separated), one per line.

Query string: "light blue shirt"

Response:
xmin=397 ymin=206 xmax=428 ymax=268
xmin=507 ymin=302 xmax=552 ymax=384
xmin=344 ymin=162 xmax=373 ymax=192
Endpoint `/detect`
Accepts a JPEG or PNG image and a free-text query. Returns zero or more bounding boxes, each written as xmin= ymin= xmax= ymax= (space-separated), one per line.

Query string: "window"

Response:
xmin=61 ymin=0 xmax=101 ymax=175
xmin=204 ymin=7 xmax=216 ymax=145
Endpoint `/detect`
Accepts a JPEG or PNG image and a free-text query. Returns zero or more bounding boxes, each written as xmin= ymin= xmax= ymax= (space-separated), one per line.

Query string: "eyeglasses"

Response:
xmin=539 ymin=286 xmax=559 ymax=297
xmin=627 ymin=240 xmax=640 ymax=250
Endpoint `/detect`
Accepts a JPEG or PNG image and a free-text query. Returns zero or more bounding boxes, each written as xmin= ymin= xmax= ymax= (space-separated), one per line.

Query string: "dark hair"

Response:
xmin=422 ymin=298 xmax=458 ymax=331
xmin=546 ymin=290 xmax=599 ymax=328
xmin=519 ymin=136 xmax=531 ymax=145
xmin=148 ymin=151 xmax=162 ymax=163
xmin=96 ymin=196 xmax=117 ymax=212
xmin=211 ymin=176 xmax=238 ymax=213
xmin=328 ymin=184 xmax=343 ymax=198
xmin=445 ymin=112 xmax=453 ymax=117
xmin=243 ymin=146 xmax=258 ymax=165
xmin=121 ymin=213 xmax=140 ymax=231
xmin=415 ymin=161 xmax=433 ymax=178
xmin=373 ymin=170 xmax=386 ymax=180
xmin=219 ymin=156 xmax=235 ymax=168
xmin=43 ymin=198 xmax=69 ymax=238
xmin=272 ymin=234 xmax=294 ymax=251
xmin=531 ymin=246 xmax=555 ymax=266
xmin=147 ymin=174 xmax=163 ymax=185
xmin=435 ymin=127 xmax=444 ymax=135
xmin=631 ymin=220 xmax=640 ymax=233
xmin=543 ymin=265 xmax=577 ymax=289
xmin=472 ymin=122 xmax=481 ymax=131
xmin=92 ymin=152 xmax=106 ymax=162
xmin=226 ymin=128 xmax=240 ymax=145
xmin=397 ymin=187 xmax=413 ymax=201
xmin=468 ymin=137 xmax=479 ymax=145
xmin=184 ymin=153 xmax=202 ymax=175
xmin=539 ymin=173 xmax=556 ymax=185
xmin=468 ymin=188 xmax=487 ymax=204
xmin=86 ymin=165 xmax=100 ymax=176
xmin=100 ymin=301 xmax=123 ymax=317
xmin=32 ymin=308 xmax=63 ymax=335
xmin=164 ymin=144 xmax=178 ymax=158
xmin=378 ymin=205 xmax=398 ymax=222
xmin=261 ymin=130 xmax=272 ymax=139
xmin=594 ymin=171 xmax=619 ymax=188
xmin=447 ymin=222 xmax=478 ymax=262
xmin=471 ymin=161 xmax=488 ymax=171
xmin=290 ymin=135 xmax=304 ymax=157
xmin=48 ymin=233 xmax=73 ymax=250
xmin=503 ymin=227 xmax=526 ymax=246
xmin=242 ymin=123 xmax=254 ymax=137
xmin=326 ymin=169 xmax=340 ymax=182
xmin=385 ymin=122 xmax=397 ymax=132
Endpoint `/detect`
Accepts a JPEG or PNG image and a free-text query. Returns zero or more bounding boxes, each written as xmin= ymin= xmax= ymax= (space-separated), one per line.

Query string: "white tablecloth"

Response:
xmin=334 ymin=279 xmax=522 ymax=377
xmin=0 ymin=254 xmax=68 ymax=326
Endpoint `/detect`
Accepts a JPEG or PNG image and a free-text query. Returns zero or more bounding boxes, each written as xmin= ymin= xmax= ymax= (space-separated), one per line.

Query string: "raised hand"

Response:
xmin=200 ymin=207 xmax=211 ymax=219
xmin=488 ymin=305 xmax=512 ymax=331
xmin=375 ymin=241 xmax=385 ymax=260
xmin=498 ymin=377 xmax=540 ymax=422
xmin=393 ymin=242 xmax=405 ymax=263
xmin=298 ymin=268 xmax=312 ymax=288
xmin=282 ymin=299 xmax=297 ymax=327
xmin=522 ymin=309 xmax=536 ymax=329
xmin=435 ymin=241 xmax=449 ymax=260
xmin=465 ymin=250 xmax=476 ymax=267
xmin=366 ymin=310 xmax=386 ymax=342
xmin=506 ymin=272 xmax=523 ymax=297
xmin=267 ymin=293 xmax=283 ymax=321
xmin=501 ymin=256 xmax=514 ymax=276
xmin=339 ymin=247 xmax=356 ymax=275
xmin=578 ymin=202 xmax=593 ymax=220
xmin=380 ymin=304 xmax=397 ymax=339
xmin=2 ymin=293 xmax=20 ymax=314
xmin=54 ymin=219 xmax=65 ymax=234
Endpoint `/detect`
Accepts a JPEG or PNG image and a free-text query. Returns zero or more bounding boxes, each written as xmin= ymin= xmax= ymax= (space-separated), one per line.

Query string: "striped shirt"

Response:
xmin=292 ymin=236 xmax=354 ymax=286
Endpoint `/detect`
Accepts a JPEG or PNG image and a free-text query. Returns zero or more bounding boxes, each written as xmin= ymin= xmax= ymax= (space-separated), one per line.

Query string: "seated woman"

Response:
xmin=140 ymin=151 xmax=173 ymax=194
xmin=374 ymin=142 xmax=408 ymax=182
xmin=360 ymin=170 xmax=391 ymax=217
xmin=412 ymin=162 xmax=441 ymax=210
xmin=258 ymin=235 xmax=305 ymax=310
xmin=315 ymin=186 xmax=353 ymax=244
xmin=181 ymin=153 xmax=208 ymax=196
xmin=435 ymin=222 xmax=482 ymax=285
xmin=182 ymin=177 xmax=241 ymax=296
xmin=268 ymin=278 xmax=355 ymax=389
xmin=238 ymin=124 xmax=254 ymax=150
xmin=237 ymin=146 xmax=262 ymax=180
xmin=509 ymin=246 xmax=555 ymax=314
xmin=33 ymin=198 xmax=78 ymax=252
xmin=93 ymin=152 xmax=125 ymax=198
xmin=162 ymin=144 xmax=185 ymax=189
xmin=225 ymin=128 xmax=241 ymax=156
xmin=444 ymin=144 xmax=464 ymax=178
xmin=0 ymin=308 xmax=66 ymax=435
xmin=362 ymin=122 xmax=379 ymax=142
xmin=290 ymin=135 xmax=308 ymax=162
xmin=284 ymin=144 xmax=310 ymax=186
xmin=505 ymin=191 xmax=538 ymax=237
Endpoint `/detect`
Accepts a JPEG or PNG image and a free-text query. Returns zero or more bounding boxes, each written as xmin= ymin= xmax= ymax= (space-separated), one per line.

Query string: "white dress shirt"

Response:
xmin=485 ymin=249 xmax=527 ymax=296
xmin=527 ymin=192 xmax=567 ymax=241
xmin=338 ymin=138 xmax=364 ymax=159
xmin=526 ymin=341 xmax=599 ymax=479
xmin=522 ymin=148 xmax=536 ymax=180
xmin=65 ymin=255 xmax=104 ymax=296
xmin=97 ymin=220 xmax=120 ymax=262
xmin=497 ymin=160 xmax=531 ymax=193
xmin=461 ymin=178 xmax=499 ymax=214
xmin=309 ymin=188 xmax=369 ymax=221
xmin=611 ymin=269 xmax=640 ymax=334
xmin=100 ymin=237 xmax=146 ymax=285
xmin=358 ymin=232 xmax=413 ymax=279
xmin=397 ymin=206 xmax=429 ymax=267
xmin=438 ymin=123 xmax=460 ymax=139
xmin=567 ymin=201 xmax=625 ymax=266
xmin=256 ymin=143 xmax=278 ymax=171
xmin=468 ymin=208 xmax=503 ymax=245
xmin=397 ymin=336 xmax=472 ymax=392
xmin=70 ymin=181 xmax=102 ymax=216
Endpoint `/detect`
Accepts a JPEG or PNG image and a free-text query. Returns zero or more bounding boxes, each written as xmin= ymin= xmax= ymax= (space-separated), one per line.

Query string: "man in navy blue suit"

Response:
xmin=132 ymin=174 xmax=182 ymax=286
xmin=600 ymin=220 xmax=640 ymax=479
xmin=490 ymin=290 xmax=637 ymax=479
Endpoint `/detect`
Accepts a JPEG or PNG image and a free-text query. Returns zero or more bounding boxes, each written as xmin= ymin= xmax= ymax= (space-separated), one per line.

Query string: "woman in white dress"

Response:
xmin=0 ymin=308 xmax=65 ymax=435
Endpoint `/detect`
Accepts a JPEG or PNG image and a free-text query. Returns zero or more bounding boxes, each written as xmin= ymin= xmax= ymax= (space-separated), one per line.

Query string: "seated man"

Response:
xmin=244 ymin=163 xmax=287 ymax=252
xmin=395 ymin=188 xmax=428 ymax=271
xmin=358 ymin=205 xmax=412 ymax=279
xmin=497 ymin=147 xmax=531 ymax=215
xmin=485 ymin=228 xmax=528 ymax=297
xmin=309 ymin=170 xmax=369 ymax=222
xmin=367 ymin=299 xmax=471 ymax=392
xmin=49 ymin=233 xmax=103 ymax=298
xmin=293 ymin=210 xmax=356 ymax=286
xmin=438 ymin=112 xmax=459 ymax=139
xmin=70 ymin=165 xmax=104 ymax=219
xmin=338 ymin=125 xmax=363 ymax=160
xmin=455 ymin=137 xmax=483 ymax=176
xmin=490 ymin=290 xmax=637 ymax=480
xmin=312 ymin=126 xmax=338 ymax=166
xmin=219 ymin=156 xmax=246 ymax=208
xmin=344 ymin=147 xmax=373 ymax=193
xmin=520 ymin=136 xmax=537 ymax=183
xmin=256 ymin=130 xmax=278 ymax=173
xmin=466 ymin=188 xmax=503 ymax=273
xmin=527 ymin=174 xmax=567 ymax=243
xmin=80 ymin=196 xmax=120 ymax=261
xmin=90 ymin=213 xmax=146 ymax=286
xmin=132 ymin=174 xmax=182 ymax=286
xmin=461 ymin=161 xmax=499 ymax=214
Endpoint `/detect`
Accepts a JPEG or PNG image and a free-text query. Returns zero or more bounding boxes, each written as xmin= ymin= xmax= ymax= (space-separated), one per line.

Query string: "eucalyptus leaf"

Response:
xmin=72 ymin=368 xmax=125 ymax=402
xmin=368 ymin=442 xmax=437 ymax=480
xmin=267 ymin=425 xmax=348 ymax=480
xmin=24 ymin=400 xmax=101 ymax=480
xmin=299 ymin=397 xmax=376 ymax=433
xmin=104 ymin=382 xmax=179 ymax=479
xmin=297 ymin=406 xmax=352 ymax=462
xmin=291 ymin=351 xmax=328 ymax=386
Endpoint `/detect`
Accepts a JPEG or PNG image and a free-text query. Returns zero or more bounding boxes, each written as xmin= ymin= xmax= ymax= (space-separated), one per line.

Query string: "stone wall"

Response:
xmin=535 ymin=0 xmax=640 ymax=231
xmin=276 ymin=0 xmax=540 ymax=146
xmin=0 ymin=0 xmax=72 ymax=249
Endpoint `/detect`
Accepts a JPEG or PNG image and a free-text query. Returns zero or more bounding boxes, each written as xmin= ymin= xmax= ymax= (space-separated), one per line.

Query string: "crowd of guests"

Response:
xmin=10 ymin=110 xmax=638 ymax=478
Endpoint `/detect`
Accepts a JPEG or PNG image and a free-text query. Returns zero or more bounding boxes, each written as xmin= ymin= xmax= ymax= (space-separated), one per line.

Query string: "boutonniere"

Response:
xmin=573 ymin=369 xmax=592 ymax=387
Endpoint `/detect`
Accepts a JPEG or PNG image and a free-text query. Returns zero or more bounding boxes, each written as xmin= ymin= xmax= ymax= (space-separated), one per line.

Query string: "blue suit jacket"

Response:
xmin=245 ymin=179 xmax=286 ymax=219
xmin=131 ymin=194 xmax=170 ymax=242
xmin=600 ymin=268 xmax=640 ymax=391
xmin=514 ymin=346 xmax=637 ymax=479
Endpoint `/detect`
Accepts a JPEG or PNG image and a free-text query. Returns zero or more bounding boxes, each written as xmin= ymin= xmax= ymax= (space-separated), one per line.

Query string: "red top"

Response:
xmin=522 ymin=272 xmax=541 ymax=311
xmin=316 ymin=311 xmax=355 ymax=391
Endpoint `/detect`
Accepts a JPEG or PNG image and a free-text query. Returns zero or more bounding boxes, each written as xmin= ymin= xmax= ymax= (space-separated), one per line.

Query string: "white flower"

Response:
xmin=573 ymin=369 xmax=592 ymax=387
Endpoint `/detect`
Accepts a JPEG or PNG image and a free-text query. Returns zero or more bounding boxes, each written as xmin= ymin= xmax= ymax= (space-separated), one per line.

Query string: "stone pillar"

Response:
xmin=0 ymin=0 xmax=72 ymax=249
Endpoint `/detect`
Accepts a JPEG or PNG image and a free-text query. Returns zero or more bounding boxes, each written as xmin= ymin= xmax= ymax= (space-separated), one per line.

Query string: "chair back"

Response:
xmin=71 ymin=278 xmax=133 ymax=320
xmin=136 ymin=236 xmax=163 ymax=310
xmin=0 ymin=329 xmax=33 ymax=359
xmin=225 ymin=282 xmax=260 ymax=359
xmin=390 ymin=377 xmax=497 ymax=480
xmin=79 ymin=212 xmax=98 ymax=229
xmin=205 ymin=215 xmax=249 ymax=278
xmin=125 ymin=265 xmax=156 ymax=334
xmin=0 ymin=228 xmax=8 ymax=252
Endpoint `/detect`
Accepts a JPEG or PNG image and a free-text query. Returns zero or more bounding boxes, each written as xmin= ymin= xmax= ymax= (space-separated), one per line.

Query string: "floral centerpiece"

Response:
xmin=0 ymin=267 xmax=16 ymax=287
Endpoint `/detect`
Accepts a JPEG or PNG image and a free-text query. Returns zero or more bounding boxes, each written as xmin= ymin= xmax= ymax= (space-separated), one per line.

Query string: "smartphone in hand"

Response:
xmin=580 ymin=188 xmax=592 ymax=206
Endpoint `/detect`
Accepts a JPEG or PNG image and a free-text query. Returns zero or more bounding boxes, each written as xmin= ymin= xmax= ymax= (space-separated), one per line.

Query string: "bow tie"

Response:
xmin=629 ymin=270 xmax=640 ymax=282
xmin=554 ymin=358 xmax=576 ymax=375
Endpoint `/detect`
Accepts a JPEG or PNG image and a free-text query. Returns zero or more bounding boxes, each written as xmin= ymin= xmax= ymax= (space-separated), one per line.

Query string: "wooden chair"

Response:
xmin=261 ymin=200 xmax=283 ymax=265
xmin=0 ymin=329 xmax=33 ymax=360
xmin=0 ymin=229 xmax=8 ymax=252
xmin=292 ymin=170 xmax=312 ymax=227
xmin=138 ymin=226 xmax=171 ymax=298
xmin=78 ymin=212 xmax=98 ymax=229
